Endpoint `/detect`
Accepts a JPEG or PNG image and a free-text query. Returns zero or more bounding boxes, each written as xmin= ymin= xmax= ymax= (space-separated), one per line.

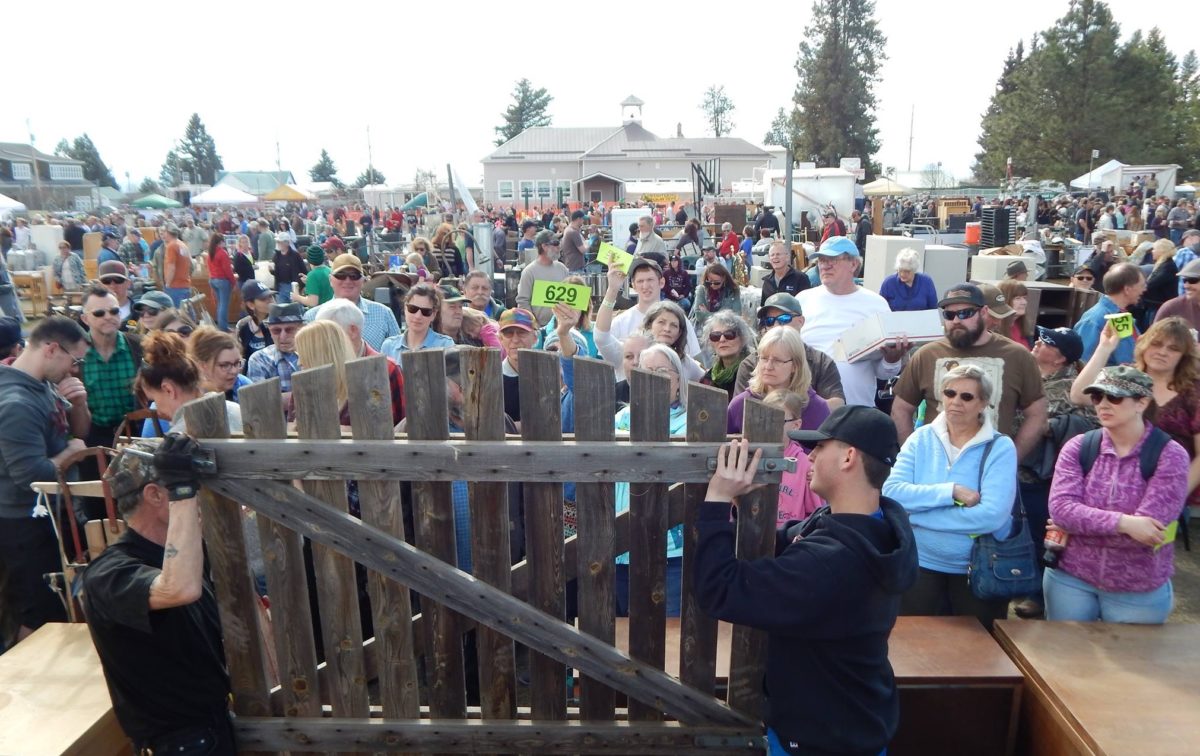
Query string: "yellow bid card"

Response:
xmin=530 ymin=279 xmax=591 ymax=311
xmin=596 ymin=242 xmax=634 ymax=273
xmin=1155 ymin=520 xmax=1179 ymax=552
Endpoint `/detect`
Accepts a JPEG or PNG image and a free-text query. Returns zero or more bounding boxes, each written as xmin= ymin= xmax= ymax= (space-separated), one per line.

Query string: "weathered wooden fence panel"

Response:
xmin=681 ymin=382 xmax=730 ymax=697
xmin=238 ymin=379 xmax=323 ymax=721
xmin=572 ymin=357 xmax=618 ymax=721
xmin=626 ymin=368 xmax=671 ymax=722
xmin=291 ymin=366 xmax=370 ymax=723
xmin=725 ymin=398 xmax=783 ymax=720
xmin=345 ymin=356 xmax=421 ymax=720
xmin=402 ymin=350 xmax=467 ymax=721
xmin=517 ymin=348 xmax=568 ymax=721
xmin=459 ymin=348 xmax=517 ymax=720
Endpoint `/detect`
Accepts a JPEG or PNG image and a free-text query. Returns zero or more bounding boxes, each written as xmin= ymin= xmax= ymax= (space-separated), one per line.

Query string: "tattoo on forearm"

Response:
xmin=165 ymin=544 xmax=179 ymax=559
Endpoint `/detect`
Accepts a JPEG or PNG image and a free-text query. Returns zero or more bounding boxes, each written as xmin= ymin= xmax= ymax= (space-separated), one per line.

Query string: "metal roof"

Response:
xmin=486 ymin=123 xmax=768 ymax=164
xmin=621 ymin=95 xmax=645 ymax=107
xmin=485 ymin=127 xmax=619 ymax=161
xmin=215 ymin=170 xmax=296 ymax=195
xmin=0 ymin=142 xmax=84 ymax=164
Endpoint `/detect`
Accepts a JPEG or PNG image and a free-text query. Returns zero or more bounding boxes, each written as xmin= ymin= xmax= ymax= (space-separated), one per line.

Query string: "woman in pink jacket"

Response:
xmin=1046 ymin=366 xmax=1189 ymax=623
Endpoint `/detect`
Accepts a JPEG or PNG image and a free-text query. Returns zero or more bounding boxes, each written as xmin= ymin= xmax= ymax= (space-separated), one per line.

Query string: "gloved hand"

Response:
xmin=153 ymin=433 xmax=202 ymax=501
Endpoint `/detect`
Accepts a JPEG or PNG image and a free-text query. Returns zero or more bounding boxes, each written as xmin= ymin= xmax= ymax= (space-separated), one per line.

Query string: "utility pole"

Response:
xmin=907 ymin=105 xmax=914 ymax=172
xmin=26 ymin=119 xmax=43 ymax=210
xmin=366 ymin=125 xmax=375 ymax=187
xmin=275 ymin=134 xmax=281 ymax=173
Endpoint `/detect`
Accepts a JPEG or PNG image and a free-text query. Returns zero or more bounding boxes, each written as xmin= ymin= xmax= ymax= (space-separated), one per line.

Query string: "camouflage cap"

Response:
xmin=104 ymin=442 xmax=158 ymax=501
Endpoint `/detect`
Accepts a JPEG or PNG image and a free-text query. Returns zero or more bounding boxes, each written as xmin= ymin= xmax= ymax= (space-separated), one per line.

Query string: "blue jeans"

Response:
xmin=1043 ymin=567 xmax=1173 ymax=623
xmin=210 ymin=277 xmax=232 ymax=332
xmin=1171 ymin=228 xmax=1184 ymax=246
xmin=165 ymin=286 xmax=190 ymax=307
xmin=276 ymin=281 xmax=293 ymax=304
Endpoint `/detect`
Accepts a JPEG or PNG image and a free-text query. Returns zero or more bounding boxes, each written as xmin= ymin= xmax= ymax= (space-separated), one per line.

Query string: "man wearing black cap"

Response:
xmin=892 ymin=282 xmax=1047 ymax=459
xmin=83 ymin=435 xmax=237 ymax=755
xmin=516 ymin=230 xmax=570 ymax=326
xmin=246 ymin=302 xmax=303 ymax=393
xmin=97 ymin=232 xmax=123 ymax=265
xmin=694 ymin=408 xmax=918 ymax=756
xmin=0 ymin=316 xmax=24 ymax=364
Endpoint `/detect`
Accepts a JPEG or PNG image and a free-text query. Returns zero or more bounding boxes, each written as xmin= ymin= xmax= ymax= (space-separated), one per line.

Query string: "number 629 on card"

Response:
xmin=530 ymin=279 xmax=591 ymax=311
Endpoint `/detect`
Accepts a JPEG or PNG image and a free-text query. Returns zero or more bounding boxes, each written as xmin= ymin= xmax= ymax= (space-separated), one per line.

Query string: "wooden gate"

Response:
xmin=179 ymin=347 xmax=788 ymax=753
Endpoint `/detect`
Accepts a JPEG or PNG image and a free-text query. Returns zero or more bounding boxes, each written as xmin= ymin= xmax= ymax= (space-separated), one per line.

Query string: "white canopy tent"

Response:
xmin=189 ymin=184 xmax=259 ymax=205
xmin=1069 ymin=160 xmax=1180 ymax=196
xmin=861 ymin=177 xmax=914 ymax=196
xmin=0 ymin=192 xmax=26 ymax=211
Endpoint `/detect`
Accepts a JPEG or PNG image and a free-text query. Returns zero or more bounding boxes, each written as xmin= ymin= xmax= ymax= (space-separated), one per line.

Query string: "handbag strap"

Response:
xmin=976 ymin=434 xmax=1025 ymax=525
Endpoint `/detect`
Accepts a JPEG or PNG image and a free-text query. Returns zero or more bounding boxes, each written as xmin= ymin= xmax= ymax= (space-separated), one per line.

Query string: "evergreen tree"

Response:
xmin=354 ymin=168 xmax=387 ymax=188
xmin=494 ymin=79 xmax=553 ymax=146
xmin=971 ymin=42 xmax=1029 ymax=181
xmin=700 ymin=85 xmax=736 ymax=137
xmin=159 ymin=148 xmax=187 ymax=187
xmin=138 ymin=177 xmax=162 ymax=194
xmin=309 ymin=149 xmax=342 ymax=187
xmin=179 ymin=114 xmax=224 ymax=184
xmin=1116 ymin=29 xmax=1180 ymax=165
xmin=1175 ymin=51 xmax=1200 ymax=177
xmin=788 ymin=0 xmax=887 ymax=175
xmin=52 ymin=133 xmax=118 ymax=188
xmin=763 ymin=107 xmax=798 ymax=150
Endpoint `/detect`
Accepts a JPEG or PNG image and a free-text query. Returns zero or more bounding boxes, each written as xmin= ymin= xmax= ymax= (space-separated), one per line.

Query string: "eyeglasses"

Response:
xmin=1089 ymin=392 xmax=1128 ymax=406
xmin=706 ymin=279 xmax=724 ymax=287
xmin=942 ymin=388 xmax=977 ymax=403
xmin=215 ymin=359 xmax=244 ymax=373
xmin=57 ymin=343 xmax=86 ymax=367
xmin=646 ymin=366 xmax=679 ymax=376
xmin=759 ymin=356 xmax=794 ymax=367
xmin=708 ymin=329 xmax=740 ymax=343
xmin=758 ymin=313 xmax=796 ymax=328
xmin=332 ymin=271 xmax=363 ymax=281
xmin=166 ymin=326 xmax=194 ymax=337
xmin=89 ymin=307 xmax=121 ymax=318
xmin=942 ymin=307 xmax=980 ymax=321
xmin=500 ymin=327 xmax=533 ymax=338
xmin=1184 ymin=277 xmax=1200 ymax=285
xmin=406 ymin=303 xmax=435 ymax=317
xmin=817 ymin=255 xmax=851 ymax=266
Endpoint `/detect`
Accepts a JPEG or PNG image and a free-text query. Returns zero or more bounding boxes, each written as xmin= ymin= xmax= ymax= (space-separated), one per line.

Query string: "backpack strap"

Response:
xmin=1077 ymin=428 xmax=1104 ymax=477
xmin=1140 ymin=427 xmax=1172 ymax=481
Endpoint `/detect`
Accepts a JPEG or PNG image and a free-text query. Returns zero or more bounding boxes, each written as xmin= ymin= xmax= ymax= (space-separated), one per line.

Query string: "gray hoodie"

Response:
xmin=0 ymin=365 xmax=73 ymax=517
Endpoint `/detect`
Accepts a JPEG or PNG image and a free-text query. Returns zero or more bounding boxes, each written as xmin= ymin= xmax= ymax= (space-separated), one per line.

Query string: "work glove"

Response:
xmin=153 ymin=432 xmax=202 ymax=501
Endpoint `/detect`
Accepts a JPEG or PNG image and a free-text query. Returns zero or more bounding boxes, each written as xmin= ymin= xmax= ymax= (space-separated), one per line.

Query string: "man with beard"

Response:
xmin=891 ymin=283 xmax=1046 ymax=458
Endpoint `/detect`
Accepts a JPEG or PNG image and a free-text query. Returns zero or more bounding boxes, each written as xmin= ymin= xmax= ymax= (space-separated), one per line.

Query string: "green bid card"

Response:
xmin=530 ymin=279 xmax=591 ymax=311
xmin=596 ymin=242 xmax=634 ymax=273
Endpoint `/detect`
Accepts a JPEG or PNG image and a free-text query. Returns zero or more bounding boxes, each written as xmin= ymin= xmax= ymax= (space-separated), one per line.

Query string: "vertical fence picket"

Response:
xmin=680 ymin=382 xmax=729 ymax=697
xmin=516 ymin=349 xmax=567 ymax=721
xmin=402 ymin=350 xmax=467 ymax=720
xmin=180 ymin=394 xmax=272 ymax=748
xmin=291 ymin=366 xmax=370 ymax=722
xmin=344 ymin=356 xmax=421 ymax=720
xmin=237 ymin=379 xmax=322 ymax=721
xmin=572 ymin=357 xmax=617 ymax=721
xmin=459 ymin=347 xmax=517 ymax=720
xmin=626 ymin=368 xmax=670 ymax=722
xmin=726 ymin=397 xmax=782 ymax=719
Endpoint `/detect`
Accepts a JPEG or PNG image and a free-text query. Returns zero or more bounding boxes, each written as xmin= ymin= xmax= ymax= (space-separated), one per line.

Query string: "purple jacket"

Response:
xmin=1048 ymin=423 xmax=1189 ymax=593
xmin=727 ymin=387 xmax=829 ymax=435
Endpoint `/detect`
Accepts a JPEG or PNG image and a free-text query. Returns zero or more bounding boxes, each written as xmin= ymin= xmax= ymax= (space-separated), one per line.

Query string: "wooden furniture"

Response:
xmin=0 ymin=622 xmax=131 ymax=756
xmin=615 ymin=615 xmax=1021 ymax=756
xmin=996 ymin=620 xmax=1200 ymax=756
xmin=12 ymin=272 xmax=48 ymax=317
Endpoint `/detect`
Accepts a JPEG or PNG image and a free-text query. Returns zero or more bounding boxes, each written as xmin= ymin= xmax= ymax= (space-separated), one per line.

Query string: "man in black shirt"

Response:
xmin=83 ymin=435 xmax=236 ymax=755
xmin=760 ymin=240 xmax=810 ymax=305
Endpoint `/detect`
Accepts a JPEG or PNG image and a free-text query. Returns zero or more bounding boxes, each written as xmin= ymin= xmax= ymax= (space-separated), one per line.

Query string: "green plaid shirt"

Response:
xmin=82 ymin=333 xmax=138 ymax=427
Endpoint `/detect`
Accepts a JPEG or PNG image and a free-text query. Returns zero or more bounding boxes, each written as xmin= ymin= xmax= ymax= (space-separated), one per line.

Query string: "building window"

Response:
xmin=49 ymin=164 xmax=84 ymax=181
xmin=10 ymin=162 xmax=31 ymax=180
xmin=73 ymin=195 xmax=92 ymax=211
xmin=556 ymin=180 xmax=572 ymax=200
xmin=536 ymin=180 xmax=552 ymax=199
xmin=497 ymin=180 xmax=514 ymax=200
xmin=518 ymin=180 xmax=534 ymax=200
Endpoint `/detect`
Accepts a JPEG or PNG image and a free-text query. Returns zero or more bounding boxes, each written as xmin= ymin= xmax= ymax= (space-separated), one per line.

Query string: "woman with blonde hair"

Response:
xmin=727 ymin=326 xmax=828 ymax=434
xmin=430 ymin=223 xmax=462 ymax=277
xmin=291 ymin=320 xmax=357 ymax=425
xmin=1141 ymin=238 xmax=1180 ymax=325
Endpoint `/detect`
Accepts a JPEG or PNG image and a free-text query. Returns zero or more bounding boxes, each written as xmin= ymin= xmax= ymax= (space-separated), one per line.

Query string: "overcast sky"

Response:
xmin=6 ymin=0 xmax=1196 ymax=191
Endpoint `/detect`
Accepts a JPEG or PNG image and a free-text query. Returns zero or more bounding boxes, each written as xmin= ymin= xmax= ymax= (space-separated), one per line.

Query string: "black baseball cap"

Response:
xmin=241 ymin=279 xmax=275 ymax=301
xmin=0 ymin=316 xmax=23 ymax=352
xmin=937 ymin=282 xmax=986 ymax=309
xmin=788 ymin=405 xmax=901 ymax=467
xmin=1035 ymin=326 xmax=1083 ymax=364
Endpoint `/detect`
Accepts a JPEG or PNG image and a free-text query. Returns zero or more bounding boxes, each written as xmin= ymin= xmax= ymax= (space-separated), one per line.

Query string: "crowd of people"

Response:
xmin=1 ymin=191 xmax=1197 ymax=756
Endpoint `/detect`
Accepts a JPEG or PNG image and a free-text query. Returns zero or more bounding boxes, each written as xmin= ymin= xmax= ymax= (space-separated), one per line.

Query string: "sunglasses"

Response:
xmin=758 ymin=313 xmax=795 ymax=328
xmin=942 ymin=307 xmax=980 ymax=321
xmin=405 ymin=303 xmax=435 ymax=317
xmin=139 ymin=307 xmax=161 ymax=317
xmin=942 ymin=388 xmax=977 ymax=403
xmin=1088 ymin=392 xmax=1129 ymax=406
xmin=99 ymin=277 xmax=127 ymax=285
xmin=332 ymin=271 xmax=363 ymax=281
xmin=89 ymin=307 xmax=121 ymax=318
xmin=708 ymin=329 xmax=740 ymax=342
xmin=1184 ymin=277 xmax=1200 ymax=285
xmin=706 ymin=279 xmax=724 ymax=287
xmin=166 ymin=326 xmax=194 ymax=337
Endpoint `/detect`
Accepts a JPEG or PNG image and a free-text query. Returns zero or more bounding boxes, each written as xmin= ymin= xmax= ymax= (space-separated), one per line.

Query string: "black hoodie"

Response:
xmin=695 ymin=497 xmax=918 ymax=756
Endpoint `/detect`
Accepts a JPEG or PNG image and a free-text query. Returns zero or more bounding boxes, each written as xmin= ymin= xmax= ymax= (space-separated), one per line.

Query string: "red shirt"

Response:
xmin=207 ymin=244 xmax=235 ymax=282
xmin=719 ymin=232 xmax=740 ymax=258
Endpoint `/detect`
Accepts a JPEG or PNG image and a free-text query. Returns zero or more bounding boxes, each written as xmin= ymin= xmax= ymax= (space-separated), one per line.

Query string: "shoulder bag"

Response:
xmin=967 ymin=436 xmax=1041 ymax=600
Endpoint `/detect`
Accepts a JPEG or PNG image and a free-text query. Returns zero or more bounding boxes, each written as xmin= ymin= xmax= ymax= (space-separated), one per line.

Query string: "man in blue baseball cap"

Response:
xmin=796 ymin=236 xmax=909 ymax=407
